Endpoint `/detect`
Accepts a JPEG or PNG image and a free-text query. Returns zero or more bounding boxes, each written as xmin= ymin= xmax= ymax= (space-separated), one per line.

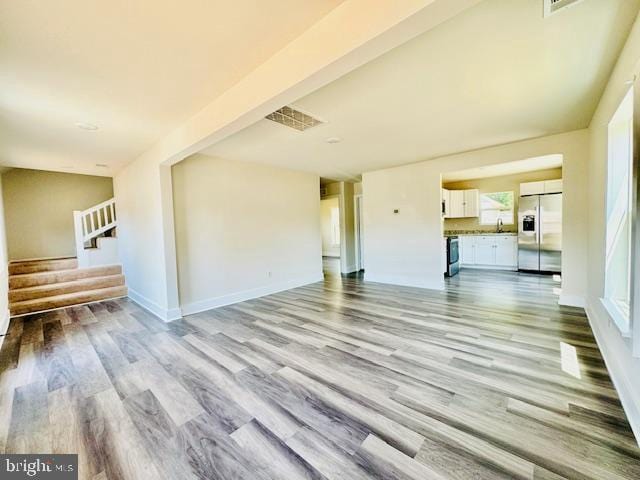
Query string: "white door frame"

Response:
xmin=321 ymin=194 xmax=341 ymax=260
xmin=354 ymin=194 xmax=364 ymax=271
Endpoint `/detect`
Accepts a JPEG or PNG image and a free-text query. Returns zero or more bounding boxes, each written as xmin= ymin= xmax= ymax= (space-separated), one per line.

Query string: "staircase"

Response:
xmin=9 ymin=257 xmax=127 ymax=316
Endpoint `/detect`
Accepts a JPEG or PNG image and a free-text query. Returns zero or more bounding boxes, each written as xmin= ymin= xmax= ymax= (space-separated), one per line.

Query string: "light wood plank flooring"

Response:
xmin=0 ymin=262 xmax=639 ymax=479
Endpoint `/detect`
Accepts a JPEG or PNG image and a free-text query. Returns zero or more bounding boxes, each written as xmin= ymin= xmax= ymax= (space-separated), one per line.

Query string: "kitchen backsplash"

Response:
xmin=444 ymin=229 xmax=517 ymax=235
xmin=443 ymin=223 xmax=517 ymax=234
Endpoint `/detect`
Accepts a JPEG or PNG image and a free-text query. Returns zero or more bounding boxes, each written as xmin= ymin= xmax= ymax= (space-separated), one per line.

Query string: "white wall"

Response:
xmin=321 ymin=197 xmax=341 ymax=257
xmin=363 ymin=129 xmax=589 ymax=302
xmin=586 ymin=13 xmax=640 ymax=443
xmin=172 ymin=154 xmax=323 ymax=314
xmin=113 ymin=158 xmax=180 ymax=321
xmin=340 ymin=181 xmax=357 ymax=273
xmin=0 ymin=175 xmax=9 ymax=342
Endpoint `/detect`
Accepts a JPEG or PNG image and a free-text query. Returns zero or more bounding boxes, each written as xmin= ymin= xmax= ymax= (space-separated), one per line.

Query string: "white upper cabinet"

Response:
xmin=449 ymin=190 xmax=465 ymax=218
xmin=520 ymin=179 xmax=562 ymax=196
xmin=445 ymin=189 xmax=479 ymax=218
xmin=463 ymin=189 xmax=479 ymax=217
xmin=520 ymin=181 xmax=545 ymax=196
xmin=441 ymin=188 xmax=451 ymax=217
xmin=544 ymin=179 xmax=563 ymax=194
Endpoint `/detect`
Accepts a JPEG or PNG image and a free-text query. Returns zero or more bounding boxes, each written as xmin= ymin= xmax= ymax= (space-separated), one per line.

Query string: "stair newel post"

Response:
xmin=73 ymin=210 xmax=88 ymax=268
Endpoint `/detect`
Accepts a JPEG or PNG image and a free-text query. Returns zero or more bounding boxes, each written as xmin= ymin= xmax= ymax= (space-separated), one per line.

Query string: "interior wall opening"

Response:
xmin=440 ymin=155 xmax=565 ymax=300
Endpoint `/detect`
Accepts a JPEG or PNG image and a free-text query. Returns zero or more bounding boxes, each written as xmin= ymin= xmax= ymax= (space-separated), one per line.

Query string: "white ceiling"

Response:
xmin=0 ymin=0 xmax=344 ymax=176
xmin=442 ymin=154 xmax=563 ymax=182
xmin=202 ymin=0 xmax=640 ymax=180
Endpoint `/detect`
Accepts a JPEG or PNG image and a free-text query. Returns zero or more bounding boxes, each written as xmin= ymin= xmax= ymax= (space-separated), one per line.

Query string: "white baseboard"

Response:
xmin=180 ymin=273 xmax=324 ymax=317
xmin=559 ymin=293 xmax=586 ymax=308
xmin=460 ymin=264 xmax=517 ymax=271
xmin=0 ymin=308 xmax=9 ymax=351
xmin=128 ymin=288 xmax=182 ymax=322
xmin=364 ymin=272 xmax=445 ymax=291
xmin=585 ymin=300 xmax=640 ymax=446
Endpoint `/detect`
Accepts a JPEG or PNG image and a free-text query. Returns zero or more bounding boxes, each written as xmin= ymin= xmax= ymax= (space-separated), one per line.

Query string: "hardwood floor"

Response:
xmin=1 ymin=262 xmax=639 ymax=479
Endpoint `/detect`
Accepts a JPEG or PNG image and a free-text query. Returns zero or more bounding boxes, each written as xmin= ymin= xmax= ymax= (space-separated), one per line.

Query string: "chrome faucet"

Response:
xmin=496 ymin=218 xmax=503 ymax=233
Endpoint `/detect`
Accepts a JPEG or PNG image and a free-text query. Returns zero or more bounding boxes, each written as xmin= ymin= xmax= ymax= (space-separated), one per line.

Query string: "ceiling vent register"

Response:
xmin=266 ymin=106 xmax=324 ymax=131
xmin=543 ymin=0 xmax=585 ymax=17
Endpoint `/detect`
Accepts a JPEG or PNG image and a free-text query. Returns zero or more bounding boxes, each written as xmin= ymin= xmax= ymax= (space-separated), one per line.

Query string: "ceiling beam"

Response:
xmin=118 ymin=0 xmax=483 ymax=173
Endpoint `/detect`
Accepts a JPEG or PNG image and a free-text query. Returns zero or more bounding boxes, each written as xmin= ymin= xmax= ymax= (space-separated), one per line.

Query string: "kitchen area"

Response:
xmin=441 ymin=159 xmax=564 ymax=278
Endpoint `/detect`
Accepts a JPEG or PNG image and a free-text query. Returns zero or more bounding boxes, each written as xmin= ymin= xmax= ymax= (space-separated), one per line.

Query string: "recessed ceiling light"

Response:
xmin=75 ymin=122 xmax=98 ymax=131
xmin=326 ymin=137 xmax=342 ymax=144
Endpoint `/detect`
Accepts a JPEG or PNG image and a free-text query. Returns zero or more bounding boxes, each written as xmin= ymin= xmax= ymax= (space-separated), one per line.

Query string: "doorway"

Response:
xmin=320 ymin=195 xmax=341 ymax=275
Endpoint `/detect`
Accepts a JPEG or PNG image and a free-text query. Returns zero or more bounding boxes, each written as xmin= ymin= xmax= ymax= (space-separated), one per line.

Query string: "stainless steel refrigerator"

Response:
xmin=518 ymin=193 xmax=562 ymax=273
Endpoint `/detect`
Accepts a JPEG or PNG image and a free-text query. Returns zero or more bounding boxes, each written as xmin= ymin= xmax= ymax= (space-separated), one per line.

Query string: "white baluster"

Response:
xmin=82 ymin=214 xmax=89 ymax=238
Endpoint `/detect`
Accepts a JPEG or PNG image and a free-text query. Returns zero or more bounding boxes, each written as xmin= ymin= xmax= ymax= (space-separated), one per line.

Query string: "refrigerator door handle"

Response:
xmin=536 ymin=205 xmax=541 ymax=245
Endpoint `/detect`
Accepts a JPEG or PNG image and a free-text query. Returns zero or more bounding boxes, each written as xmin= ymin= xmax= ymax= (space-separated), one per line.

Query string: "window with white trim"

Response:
xmin=479 ymin=191 xmax=514 ymax=225
xmin=603 ymin=87 xmax=634 ymax=334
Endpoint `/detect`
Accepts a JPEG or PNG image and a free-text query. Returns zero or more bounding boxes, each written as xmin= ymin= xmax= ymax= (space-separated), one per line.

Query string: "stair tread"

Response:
xmin=9 ymin=264 xmax=121 ymax=279
xmin=10 ymin=256 xmax=76 ymax=265
xmin=10 ymin=285 xmax=127 ymax=307
xmin=9 ymin=257 xmax=79 ymax=274
xmin=10 ymin=274 xmax=124 ymax=293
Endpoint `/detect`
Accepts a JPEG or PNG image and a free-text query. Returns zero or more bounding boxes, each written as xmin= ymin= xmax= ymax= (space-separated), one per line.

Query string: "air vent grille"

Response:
xmin=543 ymin=0 xmax=584 ymax=17
xmin=266 ymin=106 xmax=324 ymax=131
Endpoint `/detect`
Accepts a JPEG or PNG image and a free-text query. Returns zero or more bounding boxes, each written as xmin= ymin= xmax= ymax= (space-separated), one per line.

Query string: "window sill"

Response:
xmin=600 ymin=298 xmax=631 ymax=338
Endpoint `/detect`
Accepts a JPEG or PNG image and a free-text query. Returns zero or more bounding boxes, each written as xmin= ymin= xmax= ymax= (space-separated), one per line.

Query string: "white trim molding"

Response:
xmin=180 ymin=274 xmax=324 ymax=317
xmin=128 ymin=289 xmax=182 ymax=322
xmin=586 ymin=299 xmax=640 ymax=446
xmin=0 ymin=309 xmax=10 ymax=351
xmin=558 ymin=293 xmax=586 ymax=308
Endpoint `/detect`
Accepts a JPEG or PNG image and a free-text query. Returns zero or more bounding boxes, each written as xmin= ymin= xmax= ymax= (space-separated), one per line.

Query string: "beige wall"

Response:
xmin=2 ymin=169 xmax=113 ymax=261
xmin=172 ymin=154 xmax=322 ymax=313
xmin=320 ymin=197 xmax=340 ymax=257
xmin=363 ymin=129 xmax=589 ymax=299
xmin=586 ymin=13 xmax=640 ymax=441
xmin=443 ymin=167 xmax=562 ymax=233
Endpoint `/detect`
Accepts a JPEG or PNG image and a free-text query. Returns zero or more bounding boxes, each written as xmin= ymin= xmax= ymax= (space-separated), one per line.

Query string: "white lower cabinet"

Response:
xmin=474 ymin=236 xmax=495 ymax=265
xmin=459 ymin=235 xmax=517 ymax=270
xmin=495 ymin=235 xmax=518 ymax=267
